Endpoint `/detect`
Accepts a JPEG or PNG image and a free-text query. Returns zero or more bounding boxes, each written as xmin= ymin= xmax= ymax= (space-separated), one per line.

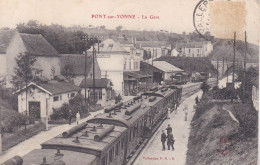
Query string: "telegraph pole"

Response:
xmin=82 ymin=35 xmax=88 ymax=103
xmin=0 ymin=106 xmax=2 ymax=153
xmin=222 ymin=57 xmax=225 ymax=79
xmin=242 ymin=31 xmax=247 ymax=103
xmin=217 ymin=58 xmax=219 ymax=86
xmin=231 ymin=32 xmax=236 ymax=103
xmin=92 ymin=38 xmax=96 ymax=108
xmin=226 ymin=57 xmax=229 ymax=82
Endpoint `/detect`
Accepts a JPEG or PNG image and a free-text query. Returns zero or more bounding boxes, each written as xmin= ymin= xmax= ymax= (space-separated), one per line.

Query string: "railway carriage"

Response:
xmin=3 ymin=85 xmax=182 ymax=165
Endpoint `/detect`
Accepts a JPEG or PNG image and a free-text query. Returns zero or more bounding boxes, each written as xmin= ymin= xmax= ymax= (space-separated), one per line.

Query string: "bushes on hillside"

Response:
xmin=212 ymin=87 xmax=239 ymax=100
xmin=0 ymin=88 xmax=18 ymax=111
xmin=2 ymin=110 xmax=28 ymax=133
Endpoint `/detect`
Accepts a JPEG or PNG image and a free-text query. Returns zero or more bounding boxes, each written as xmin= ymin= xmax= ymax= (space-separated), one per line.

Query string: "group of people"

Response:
xmin=161 ymin=124 xmax=175 ymax=151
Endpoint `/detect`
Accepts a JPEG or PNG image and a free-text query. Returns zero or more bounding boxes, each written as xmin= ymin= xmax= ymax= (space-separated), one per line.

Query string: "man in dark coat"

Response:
xmin=167 ymin=132 xmax=175 ymax=151
xmin=68 ymin=109 xmax=73 ymax=125
xmin=166 ymin=124 xmax=172 ymax=135
xmin=161 ymin=130 xmax=167 ymax=150
xmin=195 ymin=96 xmax=199 ymax=104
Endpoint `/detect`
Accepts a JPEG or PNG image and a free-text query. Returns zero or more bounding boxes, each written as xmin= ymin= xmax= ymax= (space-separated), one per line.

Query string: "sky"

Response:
xmin=0 ymin=0 xmax=259 ymax=44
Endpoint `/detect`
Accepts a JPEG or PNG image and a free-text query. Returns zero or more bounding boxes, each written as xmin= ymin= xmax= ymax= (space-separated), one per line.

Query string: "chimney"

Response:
xmin=55 ymin=149 xmax=64 ymax=157
xmin=72 ymin=136 xmax=80 ymax=143
xmin=41 ymin=157 xmax=48 ymax=165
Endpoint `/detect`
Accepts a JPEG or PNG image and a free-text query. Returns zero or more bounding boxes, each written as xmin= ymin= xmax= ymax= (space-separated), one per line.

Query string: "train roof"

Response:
xmin=22 ymin=149 xmax=97 ymax=165
xmin=88 ymin=98 xmax=151 ymax=128
xmin=41 ymin=123 xmax=127 ymax=155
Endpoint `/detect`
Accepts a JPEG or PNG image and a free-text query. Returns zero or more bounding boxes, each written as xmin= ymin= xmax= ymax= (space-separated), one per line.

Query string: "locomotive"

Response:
xmin=2 ymin=85 xmax=182 ymax=165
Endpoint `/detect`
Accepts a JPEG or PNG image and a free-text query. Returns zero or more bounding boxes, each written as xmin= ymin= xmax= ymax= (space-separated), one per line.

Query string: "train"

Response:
xmin=191 ymin=72 xmax=209 ymax=82
xmin=2 ymin=85 xmax=182 ymax=165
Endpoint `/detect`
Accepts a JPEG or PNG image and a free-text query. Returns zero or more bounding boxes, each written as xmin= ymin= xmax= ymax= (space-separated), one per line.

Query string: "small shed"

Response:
xmin=16 ymin=81 xmax=81 ymax=121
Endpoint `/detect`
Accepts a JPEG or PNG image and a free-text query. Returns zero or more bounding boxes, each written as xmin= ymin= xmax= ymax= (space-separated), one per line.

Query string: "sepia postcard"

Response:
xmin=0 ymin=0 xmax=259 ymax=164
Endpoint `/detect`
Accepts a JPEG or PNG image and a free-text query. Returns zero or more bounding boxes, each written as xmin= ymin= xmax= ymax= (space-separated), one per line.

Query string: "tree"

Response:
xmin=143 ymin=50 xmax=151 ymax=60
xmin=100 ymin=25 xmax=106 ymax=30
xmin=200 ymin=81 xmax=210 ymax=94
xmin=11 ymin=52 xmax=38 ymax=90
xmin=116 ymin=26 xmax=123 ymax=35
xmin=61 ymin=63 xmax=75 ymax=80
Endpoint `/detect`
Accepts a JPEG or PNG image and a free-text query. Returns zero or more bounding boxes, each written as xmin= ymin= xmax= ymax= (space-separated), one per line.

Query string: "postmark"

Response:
xmin=193 ymin=0 xmax=210 ymax=40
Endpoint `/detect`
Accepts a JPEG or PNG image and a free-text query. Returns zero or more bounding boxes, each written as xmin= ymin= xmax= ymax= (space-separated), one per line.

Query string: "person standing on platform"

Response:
xmin=161 ymin=130 xmax=167 ymax=151
xmin=76 ymin=111 xmax=80 ymax=125
xmin=167 ymin=107 xmax=171 ymax=119
xmin=166 ymin=124 xmax=172 ymax=135
xmin=68 ymin=109 xmax=73 ymax=125
xmin=184 ymin=105 xmax=188 ymax=121
xmin=195 ymin=96 xmax=199 ymax=104
xmin=167 ymin=132 xmax=175 ymax=151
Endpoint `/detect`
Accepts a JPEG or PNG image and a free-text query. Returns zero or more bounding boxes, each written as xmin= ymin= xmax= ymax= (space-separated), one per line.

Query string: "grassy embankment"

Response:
xmin=186 ymin=92 xmax=258 ymax=165
xmin=0 ymin=97 xmax=45 ymax=151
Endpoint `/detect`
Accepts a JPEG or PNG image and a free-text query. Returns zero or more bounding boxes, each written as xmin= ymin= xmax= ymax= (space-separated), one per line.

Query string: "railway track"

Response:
xmin=127 ymin=80 xmax=217 ymax=165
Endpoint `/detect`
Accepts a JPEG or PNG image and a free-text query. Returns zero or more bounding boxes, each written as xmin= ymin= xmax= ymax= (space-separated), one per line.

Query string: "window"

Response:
xmin=68 ymin=94 xmax=70 ymax=98
xmin=101 ymin=156 xmax=106 ymax=165
xmin=129 ymin=129 xmax=132 ymax=141
xmin=53 ymin=96 xmax=59 ymax=102
xmin=60 ymin=95 xmax=62 ymax=100
xmin=133 ymin=127 xmax=136 ymax=138
xmin=197 ymin=49 xmax=199 ymax=53
xmin=109 ymin=148 xmax=114 ymax=162
xmin=116 ymin=142 xmax=119 ymax=155
xmin=129 ymin=61 xmax=131 ymax=70
xmin=189 ymin=49 xmax=191 ymax=53
xmin=124 ymin=62 xmax=126 ymax=70
xmin=121 ymin=137 xmax=125 ymax=149
xmin=71 ymin=93 xmax=75 ymax=97
xmin=99 ymin=91 xmax=102 ymax=100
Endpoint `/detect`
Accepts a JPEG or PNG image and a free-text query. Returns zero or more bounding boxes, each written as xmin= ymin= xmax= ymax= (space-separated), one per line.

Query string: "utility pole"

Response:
xmin=217 ymin=58 xmax=219 ymax=86
xmin=226 ymin=57 xmax=229 ymax=82
xmin=92 ymin=38 xmax=96 ymax=108
xmin=152 ymin=47 xmax=154 ymax=66
xmin=0 ymin=106 xmax=2 ymax=153
xmin=242 ymin=31 xmax=247 ymax=103
xmin=82 ymin=35 xmax=88 ymax=103
xmin=97 ymin=36 xmax=100 ymax=54
xmin=231 ymin=32 xmax=236 ymax=103
xmin=222 ymin=57 xmax=225 ymax=79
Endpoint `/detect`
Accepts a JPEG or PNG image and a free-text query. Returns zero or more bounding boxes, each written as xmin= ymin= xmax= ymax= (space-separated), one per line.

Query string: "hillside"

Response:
xmin=208 ymin=39 xmax=259 ymax=63
xmin=155 ymin=56 xmax=217 ymax=75
xmin=186 ymin=94 xmax=258 ymax=165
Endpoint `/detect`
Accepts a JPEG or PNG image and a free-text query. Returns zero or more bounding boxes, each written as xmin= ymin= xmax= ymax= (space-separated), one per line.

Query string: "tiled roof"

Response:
xmin=39 ymin=81 xmax=81 ymax=95
xmin=153 ymin=61 xmax=183 ymax=72
xmin=16 ymin=81 xmax=81 ymax=95
xmin=20 ymin=33 xmax=59 ymax=56
xmin=0 ymin=30 xmax=17 ymax=53
xmin=140 ymin=61 xmax=164 ymax=73
xmin=79 ymin=78 xmax=112 ymax=88
xmin=135 ymin=41 xmax=166 ymax=48
xmin=124 ymin=71 xmax=152 ymax=79
xmin=176 ymin=42 xmax=204 ymax=49
xmin=60 ymin=54 xmax=94 ymax=76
